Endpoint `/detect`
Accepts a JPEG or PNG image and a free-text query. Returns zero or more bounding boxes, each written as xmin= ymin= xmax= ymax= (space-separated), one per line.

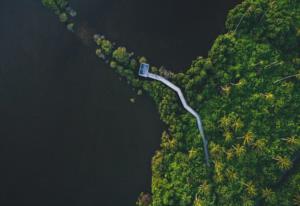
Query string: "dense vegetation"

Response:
xmin=42 ymin=0 xmax=76 ymax=31
xmin=42 ymin=0 xmax=300 ymax=205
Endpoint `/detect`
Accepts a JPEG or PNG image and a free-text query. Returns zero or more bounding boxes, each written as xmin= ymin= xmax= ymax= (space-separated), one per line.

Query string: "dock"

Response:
xmin=138 ymin=63 xmax=210 ymax=166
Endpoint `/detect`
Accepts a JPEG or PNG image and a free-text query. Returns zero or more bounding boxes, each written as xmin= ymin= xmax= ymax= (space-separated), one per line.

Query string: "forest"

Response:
xmin=42 ymin=0 xmax=300 ymax=205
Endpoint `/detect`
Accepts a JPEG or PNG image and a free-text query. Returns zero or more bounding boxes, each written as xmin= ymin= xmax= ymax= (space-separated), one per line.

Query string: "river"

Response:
xmin=0 ymin=0 xmax=239 ymax=205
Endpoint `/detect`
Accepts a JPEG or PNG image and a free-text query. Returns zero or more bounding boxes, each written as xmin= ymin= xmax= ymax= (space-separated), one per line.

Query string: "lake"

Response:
xmin=0 ymin=0 xmax=240 ymax=205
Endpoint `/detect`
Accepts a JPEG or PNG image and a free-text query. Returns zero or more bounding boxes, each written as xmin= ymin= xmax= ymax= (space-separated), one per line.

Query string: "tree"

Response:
xmin=59 ymin=12 xmax=68 ymax=22
xmin=261 ymin=188 xmax=276 ymax=204
xmin=101 ymin=40 xmax=113 ymax=55
xmin=233 ymin=144 xmax=245 ymax=157
xmin=42 ymin=0 xmax=300 ymax=205
xmin=273 ymin=156 xmax=292 ymax=170
xmin=112 ymin=47 xmax=131 ymax=65
xmin=42 ymin=0 xmax=68 ymax=14
xmin=294 ymin=194 xmax=300 ymax=206
xmin=243 ymin=131 xmax=254 ymax=145
xmin=137 ymin=193 xmax=152 ymax=206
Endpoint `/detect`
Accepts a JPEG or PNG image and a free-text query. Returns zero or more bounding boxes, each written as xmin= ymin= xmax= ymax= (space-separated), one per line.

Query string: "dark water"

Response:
xmin=73 ymin=0 xmax=241 ymax=71
xmin=0 ymin=0 xmax=239 ymax=206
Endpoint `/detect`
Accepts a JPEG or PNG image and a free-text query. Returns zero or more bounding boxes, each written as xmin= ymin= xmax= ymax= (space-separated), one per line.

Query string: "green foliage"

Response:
xmin=112 ymin=47 xmax=131 ymax=65
xmin=42 ymin=0 xmax=68 ymax=15
xmin=41 ymin=0 xmax=76 ymax=32
xmin=66 ymin=22 xmax=74 ymax=31
xmin=96 ymin=37 xmax=113 ymax=55
xmin=150 ymin=0 xmax=300 ymax=205
xmin=225 ymin=0 xmax=300 ymax=52
xmin=43 ymin=0 xmax=300 ymax=205
xmin=59 ymin=12 xmax=68 ymax=22
xmin=137 ymin=193 xmax=152 ymax=206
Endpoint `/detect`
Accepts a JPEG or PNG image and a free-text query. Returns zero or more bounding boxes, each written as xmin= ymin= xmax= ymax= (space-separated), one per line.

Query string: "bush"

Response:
xmin=112 ymin=47 xmax=131 ymax=65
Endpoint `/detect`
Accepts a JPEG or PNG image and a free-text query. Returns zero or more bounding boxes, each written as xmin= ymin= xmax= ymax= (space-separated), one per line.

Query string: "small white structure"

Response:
xmin=138 ymin=63 xmax=150 ymax=77
xmin=138 ymin=63 xmax=210 ymax=166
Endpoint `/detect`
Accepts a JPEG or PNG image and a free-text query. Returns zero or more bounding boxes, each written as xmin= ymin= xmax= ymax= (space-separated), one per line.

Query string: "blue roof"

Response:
xmin=138 ymin=63 xmax=150 ymax=77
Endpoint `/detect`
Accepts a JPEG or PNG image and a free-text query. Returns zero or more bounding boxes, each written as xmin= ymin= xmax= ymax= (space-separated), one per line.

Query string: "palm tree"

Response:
xmin=188 ymin=148 xmax=197 ymax=159
xmin=273 ymin=156 xmax=292 ymax=170
xmin=243 ymin=181 xmax=257 ymax=197
xmin=233 ymin=144 xmax=246 ymax=157
xmin=215 ymin=173 xmax=224 ymax=183
xmin=243 ymin=131 xmax=254 ymax=145
xmin=199 ymin=181 xmax=210 ymax=195
xmin=221 ymin=85 xmax=231 ymax=95
xmin=226 ymin=168 xmax=237 ymax=182
xmin=283 ymin=136 xmax=299 ymax=146
xmin=210 ymin=143 xmax=224 ymax=158
xmin=224 ymin=131 xmax=233 ymax=142
xmin=293 ymin=194 xmax=300 ymax=206
xmin=214 ymin=160 xmax=224 ymax=174
xmin=261 ymin=188 xmax=275 ymax=203
xmin=220 ymin=115 xmax=231 ymax=129
xmin=226 ymin=148 xmax=234 ymax=160
xmin=252 ymin=139 xmax=266 ymax=151
xmin=214 ymin=161 xmax=224 ymax=183
xmin=194 ymin=195 xmax=204 ymax=206
xmin=233 ymin=118 xmax=244 ymax=132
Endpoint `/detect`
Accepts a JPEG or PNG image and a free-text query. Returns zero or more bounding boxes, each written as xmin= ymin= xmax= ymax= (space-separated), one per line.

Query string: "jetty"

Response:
xmin=139 ymin=63 xmax=210 ymax=166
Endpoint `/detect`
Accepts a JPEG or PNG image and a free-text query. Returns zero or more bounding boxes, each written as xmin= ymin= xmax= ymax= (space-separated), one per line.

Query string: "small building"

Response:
xmin=139 ymin=63 xmax=150 ymax=77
